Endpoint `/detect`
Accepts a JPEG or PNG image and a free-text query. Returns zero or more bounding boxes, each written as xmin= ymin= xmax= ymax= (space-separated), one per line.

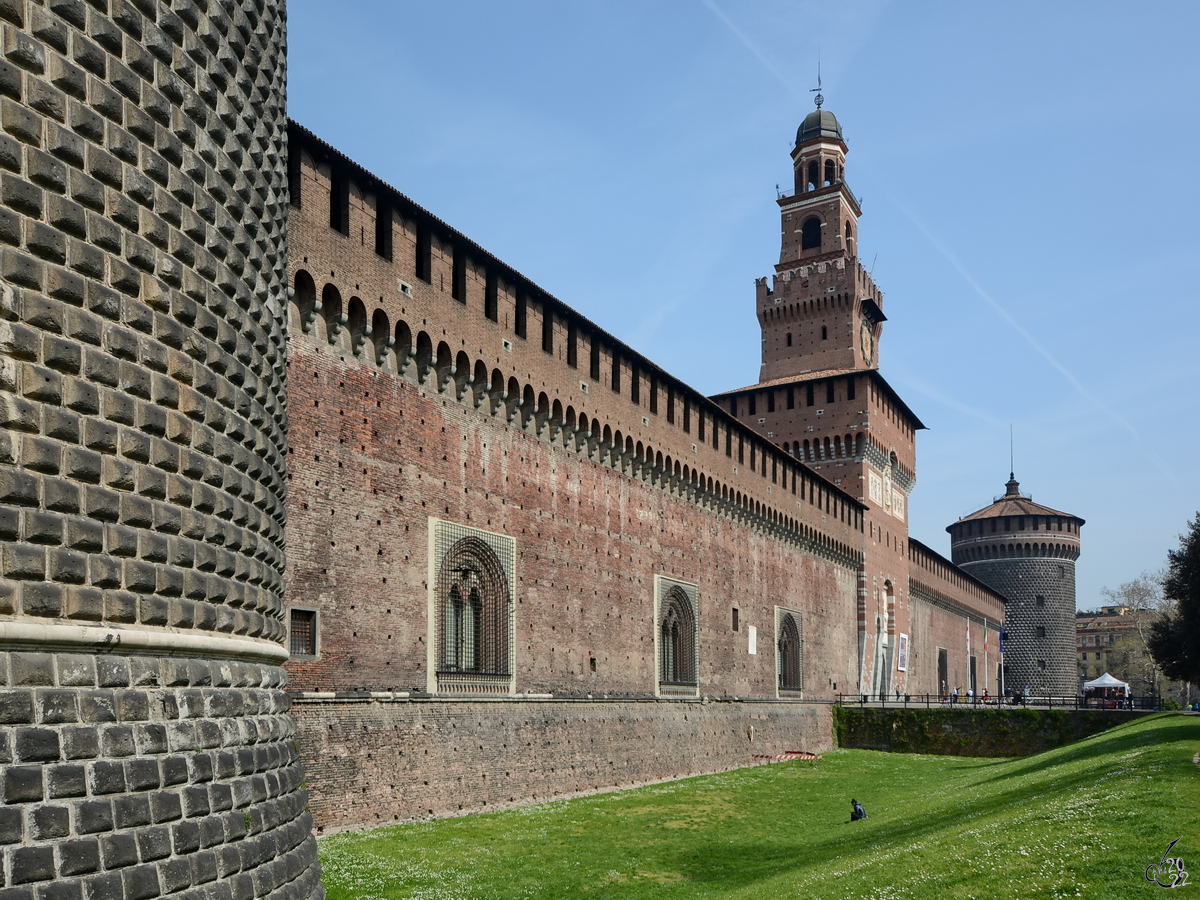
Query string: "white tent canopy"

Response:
xmin=1083 ymin=672 xmax=1129 ymax=692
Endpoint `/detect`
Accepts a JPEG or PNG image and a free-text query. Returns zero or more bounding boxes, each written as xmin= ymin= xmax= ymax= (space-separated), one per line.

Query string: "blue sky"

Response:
xmin=287 ymin=1 xmax=1200 ymax=607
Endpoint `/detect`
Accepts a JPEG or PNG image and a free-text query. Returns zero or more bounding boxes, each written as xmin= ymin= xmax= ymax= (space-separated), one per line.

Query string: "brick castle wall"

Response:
xmin=284 ymin=337 xmax=861 ymax=700
xmin=0 ymin=2 xmax=321 ymax=897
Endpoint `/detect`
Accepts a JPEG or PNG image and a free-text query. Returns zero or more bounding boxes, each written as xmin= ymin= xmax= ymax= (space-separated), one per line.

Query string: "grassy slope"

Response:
xmin=317 ymin=713 xmax=1200 ymax=899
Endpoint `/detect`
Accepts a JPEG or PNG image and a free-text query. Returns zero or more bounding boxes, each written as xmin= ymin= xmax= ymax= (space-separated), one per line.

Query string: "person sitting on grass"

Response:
xmin=850 ymin=799 xmax=868 ymax=821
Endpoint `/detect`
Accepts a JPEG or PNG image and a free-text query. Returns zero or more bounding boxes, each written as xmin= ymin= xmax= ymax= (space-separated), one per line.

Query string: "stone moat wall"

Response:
xmin=292 ymin=696 xmax=832 ymax=832
xmin=834 ymin=706 xmax=1150 ymax=757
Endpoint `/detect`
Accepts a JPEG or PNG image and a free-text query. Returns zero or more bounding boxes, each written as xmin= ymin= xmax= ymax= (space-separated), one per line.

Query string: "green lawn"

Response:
xmin=317 ymin=712 xmax=1200 ymax=899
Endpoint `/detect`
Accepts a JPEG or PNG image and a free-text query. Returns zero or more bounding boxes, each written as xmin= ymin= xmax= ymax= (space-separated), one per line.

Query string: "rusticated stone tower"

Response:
xmin=0 ymin=1 xmax=321 ymax=897
xmin=947 ymin=475 xmax=1083 ymax=697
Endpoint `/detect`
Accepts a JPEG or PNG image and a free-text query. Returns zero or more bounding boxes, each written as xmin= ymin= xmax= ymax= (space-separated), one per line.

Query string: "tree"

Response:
xmin=1149 ymin=514 xmax=1200 ymax=685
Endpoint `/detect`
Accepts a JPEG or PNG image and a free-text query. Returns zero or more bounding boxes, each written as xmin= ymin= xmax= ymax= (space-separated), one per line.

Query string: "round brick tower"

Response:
xmin=947 ymin=475 xmax=1083 ymax=698
xmin=0 ymin=1 xmax=322 ymax=896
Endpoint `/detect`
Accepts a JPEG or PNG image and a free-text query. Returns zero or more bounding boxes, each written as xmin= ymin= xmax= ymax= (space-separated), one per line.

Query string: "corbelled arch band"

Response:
xmin=289 ymin=267 xmax=866 ymax=567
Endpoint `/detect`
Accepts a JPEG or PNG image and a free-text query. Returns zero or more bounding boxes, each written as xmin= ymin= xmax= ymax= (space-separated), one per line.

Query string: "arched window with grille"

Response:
xmin=431 ymin=521 xmax=515 ymax=695
xmin=655 ymin=577 xmax=699 ymax=697
xmin=776 ymin=608 xmax=803 ymax=695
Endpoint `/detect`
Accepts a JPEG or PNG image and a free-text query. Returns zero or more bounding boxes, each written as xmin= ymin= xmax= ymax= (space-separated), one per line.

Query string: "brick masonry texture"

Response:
xmin=0 ymin=0 xmax=321 ymax=896
xmin=292 ymin=698 xmax=831 ymax=833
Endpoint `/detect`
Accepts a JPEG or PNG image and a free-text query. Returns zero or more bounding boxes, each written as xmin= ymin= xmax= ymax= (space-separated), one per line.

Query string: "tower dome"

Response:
xmin=797 ymin=108 xmax=844 ymax=145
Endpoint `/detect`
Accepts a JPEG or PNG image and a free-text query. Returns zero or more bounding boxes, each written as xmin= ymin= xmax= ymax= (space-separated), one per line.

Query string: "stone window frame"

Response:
xmin=654 ymin=575 xmax=699 ymax=698
xmin=775 ymin=606 xmax=804 ymax=697
xmin=427 ymin=518 xmax=517 ymax=696
xmin=288 ymin=606 xmax=320 ymax=659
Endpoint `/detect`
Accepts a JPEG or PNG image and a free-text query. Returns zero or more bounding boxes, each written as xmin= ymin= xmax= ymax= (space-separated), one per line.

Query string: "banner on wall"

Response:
xmin=897 ymin=633 xmax=908 ymax=672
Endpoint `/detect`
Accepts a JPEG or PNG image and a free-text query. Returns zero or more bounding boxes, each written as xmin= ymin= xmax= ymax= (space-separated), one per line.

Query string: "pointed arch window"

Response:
xmin=777 ymin=608 xmax=803 ymax=695
xmin=656 ymin=577 xmax=699 ymax=696
xmin=432 ymin=521 xmax=515 ymax=694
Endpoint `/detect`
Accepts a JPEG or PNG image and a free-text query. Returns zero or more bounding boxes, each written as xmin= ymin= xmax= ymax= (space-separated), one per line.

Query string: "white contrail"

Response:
xmin=906 ymin=210 xmax=1134 ymax=431
xmin=897 ymin=204 xmax=1175 ymax=481
xmin=700 ymin=0 xmax=802 ymax=100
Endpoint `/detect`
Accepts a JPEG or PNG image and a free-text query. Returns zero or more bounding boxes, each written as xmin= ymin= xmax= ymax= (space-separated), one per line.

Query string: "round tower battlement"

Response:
xmin=947 ymin=474 xmax=1082 ymax=565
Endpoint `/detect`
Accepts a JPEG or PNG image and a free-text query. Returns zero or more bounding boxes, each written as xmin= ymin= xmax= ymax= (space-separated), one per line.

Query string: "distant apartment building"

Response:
xmin=1076 ymin=606 xmax=1152 ymax=692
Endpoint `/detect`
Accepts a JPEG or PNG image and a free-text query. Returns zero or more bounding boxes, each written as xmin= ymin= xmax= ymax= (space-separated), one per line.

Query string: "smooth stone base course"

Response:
xmin=833 ymin=706 xmax=1154 ymax=757
xmin=292 ymin=697 xmax=833 ymax=833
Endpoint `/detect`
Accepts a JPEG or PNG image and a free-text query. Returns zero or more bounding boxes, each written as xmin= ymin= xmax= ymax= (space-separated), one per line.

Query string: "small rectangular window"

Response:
xmin=649 ymin=377 xmax=658 ymax=414
xmin=288 ymin=147 xmax=302 ymax=208
xmin=750 ymin=445 xmax=755 ymax=470
xmin=452 ymin=247 xmax=467 ymax=303
xmin=729 ymin=396 xmax=737 ymax=417
xmin=589 ymin=339 xmax=600 ymax=380
xmin=667 ymin=387 xmax=675 ymax=424
xmin=630 ymin=364 xmax=640 ymax=404
xmin=289 ymin=608 xmax=317 ymax=657
xmin=415 ymin=225 xmax=432 ymax=283
xmin=725 ymin=428 xmax=732 ymax=457
xmin=732 ymin=608 xmax=739 ymax=632
xmin=748 ymin=394 xmax=757 ymax=416
xmin=374 ymin=202 xmax=392 ymax=260
xmin=787 ymin=387 xmax=795 ymax=409
xmin=1036 ymin=595 xmax=1045 ymax=607
xmin=611 ymin=350 xmax=621 ymax=393
xmin=826 ymin=380 xmax=835 ymax=404
xmin=698 ymin=410 xmax=705 ymax=442
xmin=1036 ymin=626 xmax=1046 ymax=639
xmin=566 ymin=320 xmax=577 ymax=367
xmin=329 ymin=168 xmax=349 ymax=234
xmin=484 ymin=272 xmax=498 ymax=322
xmin=542 ymin=304 xmax=554 ymax=353
xmin=767 ymin=391 xmax=775 ymax=413
xmin=847 ymin=377 xmax=855 ymax=401
xmin=738 ymin=437 xmax=744 ymax=464
xmin=806 ymin=384 xmax=814 ymax=406
xmin=683 ymin=398 xmax=690 ymax=434
xmin=515 ymin=292 xmax=527 ymax=338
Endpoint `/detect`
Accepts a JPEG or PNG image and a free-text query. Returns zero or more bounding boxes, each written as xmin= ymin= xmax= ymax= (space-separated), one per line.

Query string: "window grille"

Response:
xmin=776 ymin=608 xmax=803 ymax=695
xmin=289 ymin=608 xmax=316 ymax=657
xmin=655 ymin=576 xmax=699 ymax=697
xmin=431 ymin=519 xmax=515 ymax=695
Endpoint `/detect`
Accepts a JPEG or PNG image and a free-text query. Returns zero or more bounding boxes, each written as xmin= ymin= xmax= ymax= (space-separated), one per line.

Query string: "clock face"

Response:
xmin=860 ymin=318 xmax=875 ymax=365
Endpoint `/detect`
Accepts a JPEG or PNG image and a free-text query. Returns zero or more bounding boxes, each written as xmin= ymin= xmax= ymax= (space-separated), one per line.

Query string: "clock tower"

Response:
xmin=712 ymin=97 xmax=926 ymax=698
xmin=758 ymin=101 xmax=886 ymax=383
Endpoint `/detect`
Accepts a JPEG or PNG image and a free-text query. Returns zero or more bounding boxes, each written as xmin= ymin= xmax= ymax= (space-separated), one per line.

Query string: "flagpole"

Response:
xmin=999 ymin=627 xmax=1005 ymax=700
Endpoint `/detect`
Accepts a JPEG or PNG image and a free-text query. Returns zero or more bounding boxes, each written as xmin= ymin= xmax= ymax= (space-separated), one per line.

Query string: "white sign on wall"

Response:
xmin=748 ymin=625 xmax=757 ymax=655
